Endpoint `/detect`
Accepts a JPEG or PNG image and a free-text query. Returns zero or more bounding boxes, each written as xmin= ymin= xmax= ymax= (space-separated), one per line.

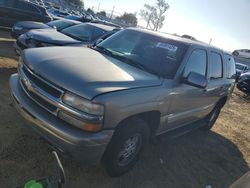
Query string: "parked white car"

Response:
xmin=233 ymin=49 xmax=250 ymax=59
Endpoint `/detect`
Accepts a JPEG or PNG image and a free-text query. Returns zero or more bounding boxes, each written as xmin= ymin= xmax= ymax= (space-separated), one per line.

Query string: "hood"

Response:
xmin=26 ymin=29 xmax=82 ymax=45
xmin=23 ymin=47 xmax=162 ymax=100
xmin=15 ymin=21 xmax=51 ymax=30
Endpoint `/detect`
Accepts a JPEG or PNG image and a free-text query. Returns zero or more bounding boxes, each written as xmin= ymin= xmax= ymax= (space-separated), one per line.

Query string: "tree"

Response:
xmin=116 ymin=13 xmax=138 ymax=27
xmin=140 ymin=4 xmax=157 ymax=29
xmin=97 ymin=11 xmax=107 ymax=17
xmin=155 ymin=0 xmax=169 ymax=31
xmin=87 ymin=8 xmax=94 ymax=15
xmin=64 ymin=0 xmax=84 ymax=7
xmin=140 ymin=0 xmax=169 ymax=31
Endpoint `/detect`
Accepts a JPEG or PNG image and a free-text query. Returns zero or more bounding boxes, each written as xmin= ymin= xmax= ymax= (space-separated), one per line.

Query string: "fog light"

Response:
xmin=58 ymin=111 xmax=102 ymax=132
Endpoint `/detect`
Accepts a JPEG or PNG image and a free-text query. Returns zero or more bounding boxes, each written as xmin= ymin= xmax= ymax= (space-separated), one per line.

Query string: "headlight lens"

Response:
xmin=62 ymin=92 xmax=104 ymax=116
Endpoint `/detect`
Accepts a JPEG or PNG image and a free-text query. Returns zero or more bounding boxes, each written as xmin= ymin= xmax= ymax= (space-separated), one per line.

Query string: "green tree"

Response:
xmin=116 ymin=12 xmax=138 ymax=27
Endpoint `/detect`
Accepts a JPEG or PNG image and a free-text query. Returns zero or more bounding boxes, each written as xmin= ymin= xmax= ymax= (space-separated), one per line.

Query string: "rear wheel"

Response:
xmin=103 ymin=118 xmax=149 ymax=177
xmin=201 ymin=105 xmax=221 ymax=131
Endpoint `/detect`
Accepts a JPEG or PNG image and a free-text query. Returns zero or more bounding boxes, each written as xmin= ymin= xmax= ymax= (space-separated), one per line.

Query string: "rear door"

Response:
xmin=205 ymin=50 xmax=227 ymax=104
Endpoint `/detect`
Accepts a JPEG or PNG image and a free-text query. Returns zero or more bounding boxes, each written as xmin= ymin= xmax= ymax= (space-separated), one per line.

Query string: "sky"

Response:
xmin=84 ymin=0 xmax=250 ymax=52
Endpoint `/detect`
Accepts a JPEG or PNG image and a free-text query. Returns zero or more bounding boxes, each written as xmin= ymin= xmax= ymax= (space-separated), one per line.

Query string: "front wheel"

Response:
xmin=102 ymin=118 xmax=149 ymax=177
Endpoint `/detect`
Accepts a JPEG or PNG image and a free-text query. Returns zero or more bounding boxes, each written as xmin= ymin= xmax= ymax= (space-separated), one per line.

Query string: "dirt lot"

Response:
xmin=0 ymin=29 xmax=249 ymax=188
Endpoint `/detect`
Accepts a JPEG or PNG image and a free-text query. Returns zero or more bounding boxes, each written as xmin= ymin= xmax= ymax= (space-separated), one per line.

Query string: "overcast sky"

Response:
xmin=84 ymin=0 xmax=249 ymax=52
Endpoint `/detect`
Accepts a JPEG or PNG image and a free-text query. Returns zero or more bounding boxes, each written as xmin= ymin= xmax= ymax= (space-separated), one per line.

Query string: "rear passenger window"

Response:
xmin=183 ymin=49 xmax=207 ymax=77
xmin=209 ymin=52 xmax=223 ymax=79
xmin=15 ymin=1 xmax=38 ymax=12
xmin=225 ymin=55 xmax=236 ymax=79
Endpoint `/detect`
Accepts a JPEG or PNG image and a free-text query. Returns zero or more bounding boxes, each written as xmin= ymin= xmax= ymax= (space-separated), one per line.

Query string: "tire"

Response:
xmin=103 ymin=118 xmax=149 ymax=177
xmin=201 ymin=105 xmax=222 ymax=131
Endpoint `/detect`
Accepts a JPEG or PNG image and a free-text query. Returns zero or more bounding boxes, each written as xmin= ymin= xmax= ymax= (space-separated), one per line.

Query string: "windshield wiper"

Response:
xmin=62 ymin=32 xmax=86 ymax=41
xmin=92 ymin=46 xmax=114 ymax=56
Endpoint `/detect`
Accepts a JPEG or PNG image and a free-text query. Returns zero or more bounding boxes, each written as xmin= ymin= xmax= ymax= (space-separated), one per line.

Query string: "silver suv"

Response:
xmin=9 ymin=28 xmax=236 ymax=176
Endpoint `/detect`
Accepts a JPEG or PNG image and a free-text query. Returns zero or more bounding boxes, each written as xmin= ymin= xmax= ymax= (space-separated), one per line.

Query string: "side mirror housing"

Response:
xmin=94 ymin=38 xmax=103 ymax=46
xmin=183 ymin=72 xmax=208 ymax=89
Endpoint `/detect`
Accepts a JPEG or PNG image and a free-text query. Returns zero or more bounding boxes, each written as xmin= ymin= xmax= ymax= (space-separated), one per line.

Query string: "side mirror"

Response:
xmin=94 ymin=38 xmax=103 ymax=46
xmin=183 ymin=72 xmax=208 ymax=89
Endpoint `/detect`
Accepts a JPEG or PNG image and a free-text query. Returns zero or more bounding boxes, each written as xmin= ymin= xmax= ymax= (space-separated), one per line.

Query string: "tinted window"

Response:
xmin=209 ymin=52 xmax=223 ymax=79
xmin=62 ymin=24 xmax=98 ymax=42
xmin=15 ymin=1 xmax=38 ymax=13
xmin=47 ymin=20 xmax=75 ymax=31
xmin=225 ymin=54 xmax=236 ymax=79
xmin=97 ymin=29 xmax=188 ymax=78
xmin=183 ymin=49 xmax=207 ymax=77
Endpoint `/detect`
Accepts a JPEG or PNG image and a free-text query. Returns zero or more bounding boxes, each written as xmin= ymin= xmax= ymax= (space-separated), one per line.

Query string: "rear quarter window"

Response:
xmin=209 ymin=52 xmax=223 ymax=79
xmin=225 ymin=54 xmax=236 ymax=79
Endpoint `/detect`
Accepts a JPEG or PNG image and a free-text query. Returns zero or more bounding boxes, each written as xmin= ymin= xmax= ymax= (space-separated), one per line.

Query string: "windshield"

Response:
xmin=96 ymin=29 xmax=188 ymax=78
xmin=61 ymin=24 xmax=106 ymax=42
xmin=47 ymin=20 xmax=75 ymax=31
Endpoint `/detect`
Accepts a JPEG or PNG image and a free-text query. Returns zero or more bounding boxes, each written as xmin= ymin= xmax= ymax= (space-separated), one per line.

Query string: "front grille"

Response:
xmin=22 ymin=65 xmax=62 ymax=98
xmin=19 ymin=64 xmax=64 ymax=115
xmin=21 ymin=79 xmax=57 ymax=113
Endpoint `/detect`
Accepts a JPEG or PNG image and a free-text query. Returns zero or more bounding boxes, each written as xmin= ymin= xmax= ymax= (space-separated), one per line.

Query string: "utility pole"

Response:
xmin=110 ymin=5 xmax=115 ymax=19
xmin=97 ymin=2 xmax=101 ymax=12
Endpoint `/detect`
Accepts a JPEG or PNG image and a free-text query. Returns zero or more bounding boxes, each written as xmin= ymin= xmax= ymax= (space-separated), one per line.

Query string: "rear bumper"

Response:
xmin=9 ymin=74 xmax=114 ymax=164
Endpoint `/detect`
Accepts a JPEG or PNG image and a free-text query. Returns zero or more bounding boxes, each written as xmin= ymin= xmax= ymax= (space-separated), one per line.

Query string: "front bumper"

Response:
xmin=9 ymin=74 xmax=114 ymax=164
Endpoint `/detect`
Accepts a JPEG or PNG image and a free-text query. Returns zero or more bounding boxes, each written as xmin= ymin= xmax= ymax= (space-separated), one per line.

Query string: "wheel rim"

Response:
xmin=117 ymin=133 xmax=142 ymax=166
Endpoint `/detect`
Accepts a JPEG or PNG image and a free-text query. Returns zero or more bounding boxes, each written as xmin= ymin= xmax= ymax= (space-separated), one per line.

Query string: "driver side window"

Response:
xmin=183 ymin=49 xmax=207 ymax=77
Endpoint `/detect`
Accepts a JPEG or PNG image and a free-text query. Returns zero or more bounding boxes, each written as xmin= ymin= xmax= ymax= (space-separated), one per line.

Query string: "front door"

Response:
xmin=167 ymin=48 xmax=214 ymax=129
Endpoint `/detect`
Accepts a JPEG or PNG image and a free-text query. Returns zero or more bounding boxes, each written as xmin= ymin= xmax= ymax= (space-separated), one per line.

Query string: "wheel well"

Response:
xmin=217 ymin=96 xmax=228 ymax=108
xmin=116 ymin=111 xmax=161 ymax=136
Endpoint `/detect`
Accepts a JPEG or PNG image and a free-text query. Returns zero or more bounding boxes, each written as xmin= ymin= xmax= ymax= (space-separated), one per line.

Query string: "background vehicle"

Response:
xmin=237 ymin=72 xmax=250 ymax=95
xmin=9 ymin=28 xmax=235 ymax=177
xmin=0 ymin=0 xmax=52 ymax=27
xmin=11 ymin=19 xmax=81 ymax=39
xmin=235 ymin=62 xmax=249 ymax=81
xmin=233 ymin=49 xmax=250 ymax=59
xmin=14 ymin=23 xmax=120 ymax=54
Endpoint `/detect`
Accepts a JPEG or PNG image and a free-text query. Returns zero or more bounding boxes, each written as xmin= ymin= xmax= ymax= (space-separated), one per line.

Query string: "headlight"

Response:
xmin=14 ymin=26 xmax=23 ymax=31
xmin=62 ymin=92 xmax=104 ymax=116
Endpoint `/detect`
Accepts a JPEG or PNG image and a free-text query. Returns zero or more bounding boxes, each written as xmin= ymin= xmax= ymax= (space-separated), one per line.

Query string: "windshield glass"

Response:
xmin=96 ymin=29 xmax=188 ymax=78
xmin=47 ymin=20 xmax=74 ymax=31
xmin=61 ymin=24 xmax=106 ymax=42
